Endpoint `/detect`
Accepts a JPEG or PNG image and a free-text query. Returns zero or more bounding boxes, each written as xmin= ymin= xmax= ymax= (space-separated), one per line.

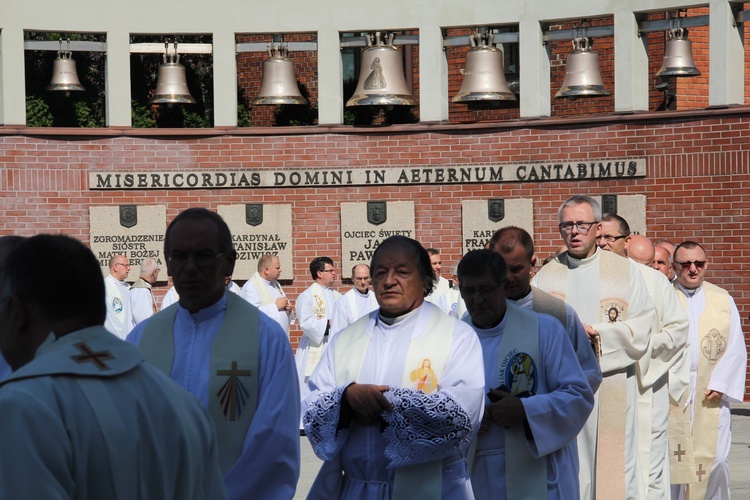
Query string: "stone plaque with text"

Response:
xmin=462 ymin=199 xmax=534 ymax=254
xmin=218 ymin=204 xmax=293 ymax=281
xmin=90 ymin=205 xmax=166 ymax=282
xmin=341 ymin=201 xmax=415 ymax=274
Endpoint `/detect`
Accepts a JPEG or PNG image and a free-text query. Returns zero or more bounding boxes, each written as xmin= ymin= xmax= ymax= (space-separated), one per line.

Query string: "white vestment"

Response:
xmin=241 ymin=272 xmax=292 ymax=335
xmin=330 ymin=287 xmax=379 ymax=335
xmin=226 ymin=280 xmax=241 ymax=295
xmin=104 ymin=274 xmax=133 ymax=340
xmin=295 ymin=283 xmax=341 ymax=400
xmin=467 ymin=302 xmax=594 ymax=499
xmin=671 ymin=283 xmax=747 ymax=500
xmin=425 ymin=276 xmax=451 ymax=303
xmin=128 ymin=292 xmax=300 ymax=499
xmin=0 ymin=326 xmax=226 ymax=499
xmin=130 ymin=277 xmax=157 ymax=327
xmin=161 ymin=286 xmax=178 ymax=310
xmin=533 ymin=248 xmax=655 ymax=500
xmin=631 ymin=262 xmax=689 ymax=500
xmin=435 ymin=287 xmax=467 ymax=319
xmin=513 ymin=287 xmax=602 ymax=395
xmin=303 ymin=302 xmax=485 ymax=499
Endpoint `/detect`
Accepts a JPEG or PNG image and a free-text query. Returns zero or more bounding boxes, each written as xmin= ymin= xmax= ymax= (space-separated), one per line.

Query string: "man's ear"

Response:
xmin=5 ymin=294 xmax=28 ymax=338
xmin=530 ymin=255 xmax=538 ymax=268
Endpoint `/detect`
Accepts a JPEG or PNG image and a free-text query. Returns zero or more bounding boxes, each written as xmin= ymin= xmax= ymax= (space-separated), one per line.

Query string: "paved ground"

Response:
xmin=295 ymin=401 xmax=750 ymax=498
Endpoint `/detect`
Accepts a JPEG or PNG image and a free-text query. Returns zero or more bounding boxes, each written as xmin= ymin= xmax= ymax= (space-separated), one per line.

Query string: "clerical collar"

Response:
xmin=354 ymin=288 xmax=370 ymax=298
xmin=565 ymin=246 xmax=600 ymax=269
xmin=379 ymin=305 xmax=420 ymax=326
xmin=511 ymin=289 xmax=534 ymax=307
xmin=676 ymin=282 xmax=701 ymax=297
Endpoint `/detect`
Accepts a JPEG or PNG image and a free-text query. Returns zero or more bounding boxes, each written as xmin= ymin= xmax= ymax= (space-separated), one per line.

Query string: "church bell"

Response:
xmin=655 ymin=28 xmax=700 ymax=77
xmin=346 ymin=32 xmax=417 ymax=107
xmin=452 ymin=32 xmax=516 ymax=103
xmin=555 ymin=36 xmax=610 ymax=100
xmin=252 ymin=44 xmax=308 ymax=105
xmin=149 ymin=43 xmax=197 ymax=105
xmin=47 ymin=41 xmax=85 ymax=94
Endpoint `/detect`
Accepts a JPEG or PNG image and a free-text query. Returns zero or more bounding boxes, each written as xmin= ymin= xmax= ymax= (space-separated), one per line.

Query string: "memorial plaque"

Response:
xmin=341 ymin=201 xmax=415 ymax=274
xmin=90 ymin=205 xmax=166 ymax=281
xmin=218 ymin=204 xmax=293 ymax=281
xmin=594 ymin=194 xmax=647 ymax=235
xmin=462 ymin=199 xmax=534 ymax=254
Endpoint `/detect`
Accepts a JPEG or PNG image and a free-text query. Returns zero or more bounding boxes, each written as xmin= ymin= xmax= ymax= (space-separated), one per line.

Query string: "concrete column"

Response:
xmin=418 ymin=26 xmax=448 ymax=122
xmin=519 ymin=19 xmax=549 ymax=118
xmin=614 ymin=11 xmax=649 ymax=112
xmin=105 ymin=31 xmax=132 ymax=126
xmin=0 ymin=28 xmax=27 ymax=125
xmin=709 ymin=0 xmax=744 ymax=106
xmin=317 ymin=29 xmax=343 ymax=125
xmin=212 ymin=30 xmax=237 ymax=127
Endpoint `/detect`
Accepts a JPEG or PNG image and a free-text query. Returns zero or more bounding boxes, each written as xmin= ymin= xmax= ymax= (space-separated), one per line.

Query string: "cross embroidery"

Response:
xmin=71 ymin=342 xmax=113 ymax=371
xmin=673 ymin=443 xmax=686 ymax=462
xmin=217 ymin=361 xmax=252 ymax=421
xmin=696 ymin=463 xmax=707 ymax=482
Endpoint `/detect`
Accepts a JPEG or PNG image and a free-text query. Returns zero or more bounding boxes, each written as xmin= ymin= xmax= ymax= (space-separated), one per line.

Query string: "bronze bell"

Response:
xmin=453 ymin=32 xmax=516 ymax=103
xmin=555 ymin=36 xmax=610 ymax=99
xmin=346 ymin=32 xmax=417 ymax=107
xmin=656 ymin=28 xmax=700 ymax=77
xmin=149 ymin=43 xmax=197 ymax=105
xmin=47 ymin=42 xmax=85 ymax=94
xmin=252 ymin=44 xmax=308 ymax=105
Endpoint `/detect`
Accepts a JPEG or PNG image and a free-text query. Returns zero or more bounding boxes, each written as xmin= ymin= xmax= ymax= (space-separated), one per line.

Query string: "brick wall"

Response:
xmin=1 ymin=109 xmax=749 ymax=397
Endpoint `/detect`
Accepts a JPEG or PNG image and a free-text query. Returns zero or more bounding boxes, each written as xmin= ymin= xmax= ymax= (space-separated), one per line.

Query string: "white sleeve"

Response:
xmin=708 ymin=295 xmax=747 ymax=403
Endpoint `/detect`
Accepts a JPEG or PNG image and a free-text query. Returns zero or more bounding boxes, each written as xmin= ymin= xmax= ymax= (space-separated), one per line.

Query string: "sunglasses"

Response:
xmin=674 ymin=260 xmax=706 ymax=269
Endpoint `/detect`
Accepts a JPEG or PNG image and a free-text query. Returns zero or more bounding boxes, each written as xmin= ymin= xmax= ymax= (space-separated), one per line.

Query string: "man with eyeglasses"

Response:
xmin=330 ymin=264 xmax=378 ymax=335
xmin=596 ymin=212 xmax=632 ymax=253
xmin=241 ymin=254 xmax=294 ymax=338
xmin=129 ymin=257 xmax=160 ymax=327
xmin=128 ymin=208 xmax=300 ymax=499
xmin=603 ymin=228 xmax=690 ymax=499
xmin=295 ymin=256 xmax=341 ymax=402
xmin=458 ymin=249 xmax=594 ymax=499
xmin=670 ymin=241 xmax=746 ymax=500
xmin=533 ymin=195 xmax=655 ymax=500
xmin=104 ymin=254 xmax=134 ymax=340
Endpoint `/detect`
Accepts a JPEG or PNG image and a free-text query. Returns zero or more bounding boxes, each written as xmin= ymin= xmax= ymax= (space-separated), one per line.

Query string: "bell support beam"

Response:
xmin=615 ymin=12 xmax=649 ymax=113
xmin=0 ymin=28 xmax=26 ymax=126
xmin=213 ymin=31 xmax=237 ymax=126
xmin=520 ymin=19 xmax=550 ymax=117
xmin=318 ymin=29 xmax=343 ymax=125
xmin=709 ymin=0 xmax=745 ymax=106
xmin=420 ymin=27 xmax=448 ymax=122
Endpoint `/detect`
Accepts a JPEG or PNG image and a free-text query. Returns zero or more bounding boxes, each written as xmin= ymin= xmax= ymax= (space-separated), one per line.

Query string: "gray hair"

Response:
xmin=558 ymin=195 xmax=602 ymax=223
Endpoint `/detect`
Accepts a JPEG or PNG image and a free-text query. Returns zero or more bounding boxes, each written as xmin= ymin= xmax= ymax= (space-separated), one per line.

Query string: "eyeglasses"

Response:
xmin=559 ymin=221 xmax=597 ymax=234
xmin=597 ymin=235 xmax=627 ymax=243
xmin=674 ymin=260 xmax=707 ymax=270
xmin=459 ymin=283 xmax=504 ymax=298
xmin=168 ymin=251 xmax=224 ymax=267
xmin=114 ymin=263 xmax=130 ymax=268
xmin=320 ymin=268 xmax=335 ymax=274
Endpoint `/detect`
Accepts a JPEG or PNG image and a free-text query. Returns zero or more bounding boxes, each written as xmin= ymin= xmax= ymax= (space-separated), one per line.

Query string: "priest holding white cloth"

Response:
xmin=532 ymin=195 xmax=655 ymax=500
xmin=303 ymin=236 xmax=485 ymax=499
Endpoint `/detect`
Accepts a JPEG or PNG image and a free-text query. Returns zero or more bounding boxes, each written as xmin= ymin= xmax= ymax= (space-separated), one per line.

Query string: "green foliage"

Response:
xmin=181 ymin=107 xmax=212 ymax=128
xmin=74 ymin=101 xmax=101 ymax=128
xmin=131 ymin=100 xmax=156 ymax=128
xmin=237 ymin=85 xmax=251 ymax=127
xmin=26 ymin=96 xmax=54 ymax=127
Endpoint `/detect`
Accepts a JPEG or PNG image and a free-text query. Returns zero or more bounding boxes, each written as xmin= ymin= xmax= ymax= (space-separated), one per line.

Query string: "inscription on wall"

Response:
xmin=89 ymin=158 xmax=645 ymax=190
xmin=90 ymin=205 xmax=166 ymax=281
xmin=217 ymin=204 xmax=293 ymax=281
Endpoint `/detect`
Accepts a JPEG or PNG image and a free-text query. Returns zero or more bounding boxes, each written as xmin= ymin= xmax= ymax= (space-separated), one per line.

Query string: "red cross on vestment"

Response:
xmin=71 ymin=342 xmax=114 ymax=370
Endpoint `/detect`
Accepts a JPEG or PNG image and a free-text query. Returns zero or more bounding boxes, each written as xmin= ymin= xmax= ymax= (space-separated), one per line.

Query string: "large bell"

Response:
xmin=346 ymin=32 xmax=417 ymax=107
xmin=47 ymin=48 xmax=85 ymax=93
xmin=149 ymin=44 xmax=197 ymax=105
xmin=656 ymin=28 xmax=700 ymax=77
xmin=252 ymin=44 xmax=307 ymax=105
xmin=555 ymin=36 xmax=610 ymax=99
xmin=453 ymin=32 xmax=516 ymax=103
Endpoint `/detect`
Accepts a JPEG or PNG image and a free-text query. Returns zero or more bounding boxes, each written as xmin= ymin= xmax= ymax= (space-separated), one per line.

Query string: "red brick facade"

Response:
xmin=0 ymin=108 xmax=748 ymax=397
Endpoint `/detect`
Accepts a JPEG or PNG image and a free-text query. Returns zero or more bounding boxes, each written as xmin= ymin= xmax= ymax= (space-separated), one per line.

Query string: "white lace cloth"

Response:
xmin=304 ymin=385 xmax=473 ymax=466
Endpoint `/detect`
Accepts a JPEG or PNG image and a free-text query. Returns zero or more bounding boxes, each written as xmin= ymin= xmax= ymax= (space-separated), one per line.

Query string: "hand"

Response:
xmin=584 ymin=324 xmax=599 ymax=340
xmin=284 ymin=300 xmax=294 ymax=312
xmin=275 ymin=296 xmax=288 ymax=311
xmin=485 ymin=389 xmax=526 ymax=428
xmin=344 ymin=384 xmax=392 ymax=425
xmin=704 ymin=389 xmax=724 ymax=401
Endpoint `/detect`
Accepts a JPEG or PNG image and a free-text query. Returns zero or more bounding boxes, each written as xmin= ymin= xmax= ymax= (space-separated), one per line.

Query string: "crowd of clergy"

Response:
xmin=0 ymin=195 xmax=746 ymax=500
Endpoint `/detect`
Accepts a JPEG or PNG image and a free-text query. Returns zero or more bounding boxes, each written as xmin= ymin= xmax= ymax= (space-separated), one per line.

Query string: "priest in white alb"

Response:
xmin=330 ymin=264 xmax=378 ymax=335
xmin=303 ymin=236 xmax=485 ymax=498
xmin=241 ymin=253 xmax=293 ymax=337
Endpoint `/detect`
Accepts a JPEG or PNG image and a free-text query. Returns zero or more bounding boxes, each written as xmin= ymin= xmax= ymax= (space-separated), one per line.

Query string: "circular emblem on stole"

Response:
xmin=112 ymin=297 xmax=123 ymax=314
xmin=504 ymin=352 xmax=537 ymax=397
xmin=601 ymin=299 xmax=626 ymax=323
xmin=701 ymin=329 xmax=727 ymax=365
